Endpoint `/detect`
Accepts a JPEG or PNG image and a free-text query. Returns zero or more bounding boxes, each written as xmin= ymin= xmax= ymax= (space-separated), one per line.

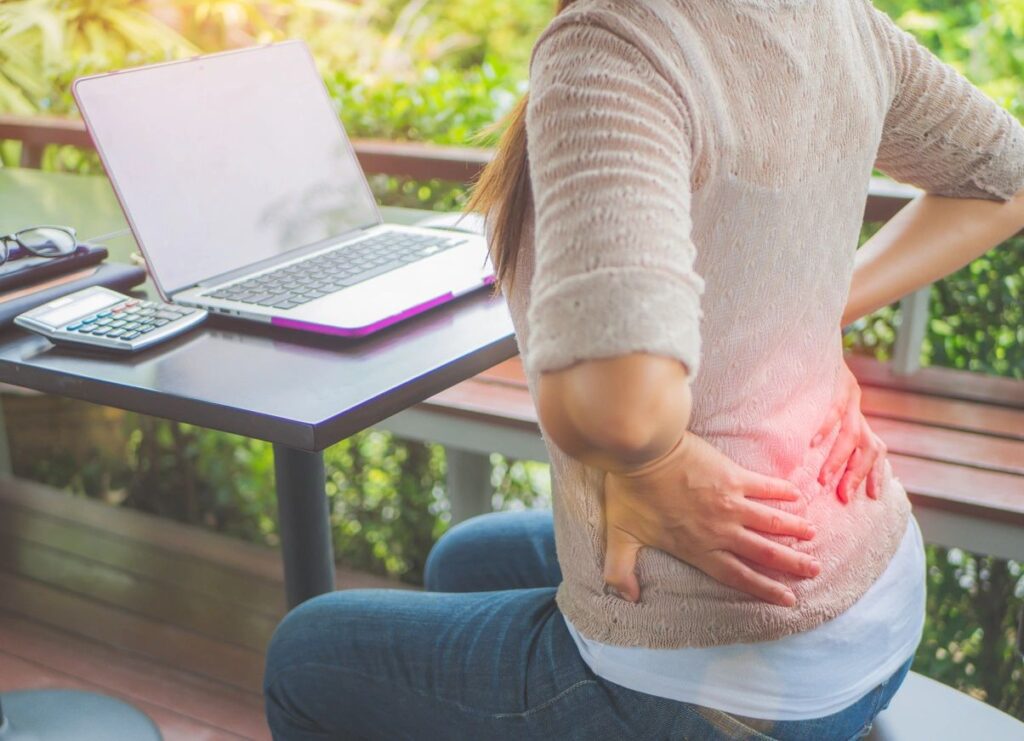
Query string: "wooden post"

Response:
xmin=0 ymin=398 xmax=12 ymax=476
xmin=18 ymin=142 xmax=45 ymax=169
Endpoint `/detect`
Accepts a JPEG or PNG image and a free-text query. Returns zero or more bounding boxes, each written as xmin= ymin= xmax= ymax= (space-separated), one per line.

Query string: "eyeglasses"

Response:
xmin=1 ymin=225 xmax=81 ymax=267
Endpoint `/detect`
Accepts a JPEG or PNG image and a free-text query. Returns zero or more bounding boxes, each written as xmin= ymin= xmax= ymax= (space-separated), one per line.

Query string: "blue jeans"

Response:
xmin=264 ymin=509 xmax=914 ymax=740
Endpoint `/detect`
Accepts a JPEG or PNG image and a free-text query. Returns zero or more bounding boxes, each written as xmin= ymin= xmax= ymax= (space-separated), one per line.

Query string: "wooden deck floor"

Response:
xmin=0 ymin=475 xmax=412 ymax=740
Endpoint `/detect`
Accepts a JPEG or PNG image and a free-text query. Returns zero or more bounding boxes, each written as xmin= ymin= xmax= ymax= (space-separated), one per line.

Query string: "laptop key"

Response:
xmin=257 ymin=292 xmax=293 ymax=306
xmin=340 ymin=259 xmax=404 ymax=287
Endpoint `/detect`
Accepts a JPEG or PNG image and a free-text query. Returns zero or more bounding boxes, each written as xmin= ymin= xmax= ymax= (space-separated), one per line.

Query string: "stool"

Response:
xmin=0 ymin=690 xmax=162 ymax=740
xmin=868 ymin=671 xmax=1023 ymax=740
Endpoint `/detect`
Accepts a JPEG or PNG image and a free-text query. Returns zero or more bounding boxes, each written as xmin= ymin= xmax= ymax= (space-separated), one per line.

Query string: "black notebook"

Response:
xmin=0 ymin=242 xmax=108 ymax=292
xmin=0 ymin=261 xmax=147 ymax=329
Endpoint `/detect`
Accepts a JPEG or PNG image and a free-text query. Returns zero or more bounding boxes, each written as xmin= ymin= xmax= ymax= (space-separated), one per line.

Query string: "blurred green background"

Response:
xmin=1 ymin=0 xmax=1021 ymax=719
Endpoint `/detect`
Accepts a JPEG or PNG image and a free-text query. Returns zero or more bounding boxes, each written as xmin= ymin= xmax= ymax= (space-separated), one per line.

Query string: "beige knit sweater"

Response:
xmin=499 ymin=0 xmax=1024 ymax=648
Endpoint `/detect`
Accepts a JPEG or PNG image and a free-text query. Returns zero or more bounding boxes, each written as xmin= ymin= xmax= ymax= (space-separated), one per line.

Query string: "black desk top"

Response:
xmin=0 ymin=169 xmax=517 ymax=450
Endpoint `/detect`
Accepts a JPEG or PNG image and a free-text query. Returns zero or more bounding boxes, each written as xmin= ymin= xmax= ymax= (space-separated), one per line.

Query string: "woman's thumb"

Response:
xmin=603 ymin=525 xmax=642 ymax=603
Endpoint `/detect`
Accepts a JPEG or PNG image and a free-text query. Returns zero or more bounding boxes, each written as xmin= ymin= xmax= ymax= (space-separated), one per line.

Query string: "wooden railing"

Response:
xmin=0 ymin=113 xmax=954 ymax=376
xmin=1 ymin=113 xmax=919 ymax=215
xmin=0 ymin=114 xmax=491 ymax=183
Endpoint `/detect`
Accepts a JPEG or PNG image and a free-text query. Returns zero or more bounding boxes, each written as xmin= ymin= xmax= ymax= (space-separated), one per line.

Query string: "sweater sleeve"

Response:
xmin=869 ymin=5 xmax=1024 ymax=201
xmin=523 ymin=20 xmax=705 ymax=382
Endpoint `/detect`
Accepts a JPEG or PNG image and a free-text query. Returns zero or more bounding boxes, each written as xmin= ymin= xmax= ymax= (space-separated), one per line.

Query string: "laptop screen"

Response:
xmin=74 ymin=41 xmax=381 ymax=296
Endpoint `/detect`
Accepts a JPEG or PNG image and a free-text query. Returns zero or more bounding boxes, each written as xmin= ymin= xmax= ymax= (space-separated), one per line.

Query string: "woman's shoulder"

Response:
xmin=530 ymin=0 xmax=705 ymax=75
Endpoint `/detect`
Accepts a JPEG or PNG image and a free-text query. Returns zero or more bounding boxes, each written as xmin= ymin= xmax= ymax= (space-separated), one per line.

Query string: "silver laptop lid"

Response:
xmin=73 ymin=40 xmax=381 ymax=297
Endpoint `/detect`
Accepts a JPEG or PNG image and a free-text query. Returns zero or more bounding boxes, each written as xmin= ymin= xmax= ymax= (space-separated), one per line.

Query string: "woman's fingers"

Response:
xmin=730 ymin=529 xmax=822 ymax=579
xmin=835 ymin=447 xmax=863 ymax=503
xmin=741 ymin=471 xmax=802 ymax=501
xmin=818 ymin=400 xmax=861 ymax=486
xmin=811 ymin=364 xmax=855 ymax=446
xmin=603 ymin=524 xmax=643 ymax=603
xmin=703 ymin=551 xmax=797 ymax=607
xmin=837 ymin=439 xmax=880 ymax=503
xmin=811 ymin=405 xmax=841 ymax=448
xmin=866 ymin=460 xmax=880 ymax=500
xmin=741 ymin=500 xmax=817 ymax=540
xmin=867 ymin=433 xmax=887 ymax=500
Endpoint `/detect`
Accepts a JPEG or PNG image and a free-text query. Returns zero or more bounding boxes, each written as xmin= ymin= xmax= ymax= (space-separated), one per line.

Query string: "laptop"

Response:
xmin=72 ymin=40 xmax=495 ymax=337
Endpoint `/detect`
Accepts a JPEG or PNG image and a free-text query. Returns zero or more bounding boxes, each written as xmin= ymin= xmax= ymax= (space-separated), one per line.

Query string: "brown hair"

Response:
xmin=466 ymin=0 xmax=579 ymax=297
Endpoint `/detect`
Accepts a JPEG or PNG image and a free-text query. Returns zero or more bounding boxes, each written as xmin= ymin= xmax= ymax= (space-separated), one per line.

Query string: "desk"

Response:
xmin=0 ymin=167 xmax=517 ymax=608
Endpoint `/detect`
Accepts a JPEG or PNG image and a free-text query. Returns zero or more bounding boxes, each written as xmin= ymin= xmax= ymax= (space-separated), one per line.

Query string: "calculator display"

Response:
xmin=37 ymin=293 xmax=121 ymax=328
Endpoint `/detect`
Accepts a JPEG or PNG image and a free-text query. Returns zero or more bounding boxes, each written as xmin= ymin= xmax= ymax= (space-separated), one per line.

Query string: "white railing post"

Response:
xmin=891 ymin=286 xmax=932 ymax=375
xmin=445 ymin=448 xmax=493 ymax=524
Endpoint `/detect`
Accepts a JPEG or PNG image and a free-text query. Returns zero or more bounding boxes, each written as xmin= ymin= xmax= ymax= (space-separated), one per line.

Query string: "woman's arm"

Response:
xmin=849 ymin=6 xmax=1024 ymax=327
xmin=537 ymin=353 xmax=692 ymax=474
xmin=843 ymin=187 xmax=1024 ymax=327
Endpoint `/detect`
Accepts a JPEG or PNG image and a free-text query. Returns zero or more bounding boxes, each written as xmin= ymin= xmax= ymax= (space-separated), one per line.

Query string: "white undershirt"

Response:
xmin=563 ymin=515 xmax=926 ymax=721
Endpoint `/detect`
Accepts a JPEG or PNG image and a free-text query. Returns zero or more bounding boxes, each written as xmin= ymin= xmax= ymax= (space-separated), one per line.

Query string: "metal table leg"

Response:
xmin=273 ymin=444 xmax=336 ymax=609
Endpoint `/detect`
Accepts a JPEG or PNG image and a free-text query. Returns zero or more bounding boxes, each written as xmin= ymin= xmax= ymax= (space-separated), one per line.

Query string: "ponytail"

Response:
xmin=466 ymin=0 xmax=579 ymax=296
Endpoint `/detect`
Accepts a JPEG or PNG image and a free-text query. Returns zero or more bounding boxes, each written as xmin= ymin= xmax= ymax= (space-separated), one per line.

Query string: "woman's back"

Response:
xmin=262 ymin=1 xmax=1024 ymax=736
xmin=502 ymin=0 xmax=1023 ymax=648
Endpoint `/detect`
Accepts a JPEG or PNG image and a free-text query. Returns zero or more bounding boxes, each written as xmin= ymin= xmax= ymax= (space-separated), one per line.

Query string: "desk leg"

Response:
xmin=273 ymin=445 xmax=336 ymax=609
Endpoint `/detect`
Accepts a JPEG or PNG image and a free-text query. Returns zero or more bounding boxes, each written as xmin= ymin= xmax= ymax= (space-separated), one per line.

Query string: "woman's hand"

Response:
xmin=811 ymin=360 xmax=887 ymax=503
xmin=603 ymin=430 xmax=820 ymax=607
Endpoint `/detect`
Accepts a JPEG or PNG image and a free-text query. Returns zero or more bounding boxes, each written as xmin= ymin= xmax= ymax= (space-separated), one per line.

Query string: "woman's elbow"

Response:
xmin=537 ymin=354 xmax=691 ymax=463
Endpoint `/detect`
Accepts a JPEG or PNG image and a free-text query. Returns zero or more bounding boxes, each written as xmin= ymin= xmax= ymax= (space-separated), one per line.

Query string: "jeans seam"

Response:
xmin=492 ymin=679 xmax=598 ymax=719
xmin=691 ymin=706 xmax=776 ymax=740
xmin=267 ymin=660 xmax=600 ymax=722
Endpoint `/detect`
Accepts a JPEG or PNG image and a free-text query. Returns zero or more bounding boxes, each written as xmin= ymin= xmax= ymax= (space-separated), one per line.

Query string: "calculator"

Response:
xmin=14 ymin=286 xmax=208 ymax=352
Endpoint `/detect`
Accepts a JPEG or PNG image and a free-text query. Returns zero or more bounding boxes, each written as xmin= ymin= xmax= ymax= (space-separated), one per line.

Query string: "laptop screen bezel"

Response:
xmin=72 ymin=40 xmax=384 ymax=300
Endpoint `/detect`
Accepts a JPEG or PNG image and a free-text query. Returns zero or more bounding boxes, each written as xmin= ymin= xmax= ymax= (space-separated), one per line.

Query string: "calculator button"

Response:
xmin=81 ymin=316 xmax=98 ymax=324
xmin=91 ymin=326 xmax=112 ymax=336
xmin=96 ymin=317 xmax=113 ymax=326
xmin=108 ymin=320 xmax=126 ymax=328
xmin=66 ymin=323 xmax=82 ymax=331
xmin=123 ymin=322 xmax=141 ymax=331
xmin=106 ymin=329 xmax=126 ymax=338
xmin=122 ymin=331 xmax=140 ymax=340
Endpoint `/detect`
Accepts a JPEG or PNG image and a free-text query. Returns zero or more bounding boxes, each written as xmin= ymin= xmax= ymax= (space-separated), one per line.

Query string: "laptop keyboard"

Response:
xmin=204 ymin=231 xmax=467 ymax=310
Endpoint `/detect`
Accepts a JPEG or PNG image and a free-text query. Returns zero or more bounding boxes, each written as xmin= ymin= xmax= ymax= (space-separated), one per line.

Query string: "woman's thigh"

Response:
xmin=263 ymin=587 xmax=691 ymax=741
xmin=423 ymin=509 xmax=561 ymax=593
xmin=267 ymin=508 xmax=917 ymax=740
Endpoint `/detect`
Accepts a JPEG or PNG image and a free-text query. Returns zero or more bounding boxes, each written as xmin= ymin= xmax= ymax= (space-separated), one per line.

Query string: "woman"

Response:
xmin=264 ymin=1 xmax=1024 ymax=738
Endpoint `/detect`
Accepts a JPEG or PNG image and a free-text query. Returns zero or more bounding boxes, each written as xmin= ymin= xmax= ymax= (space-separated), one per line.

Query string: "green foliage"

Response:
xmin=913 ymin=547 xmax=1023 ymax=717
xmin=844 ymin=231 xmax=1024 ymax=380
xmin=875 ymin=0 xmax=1024 ymax=118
